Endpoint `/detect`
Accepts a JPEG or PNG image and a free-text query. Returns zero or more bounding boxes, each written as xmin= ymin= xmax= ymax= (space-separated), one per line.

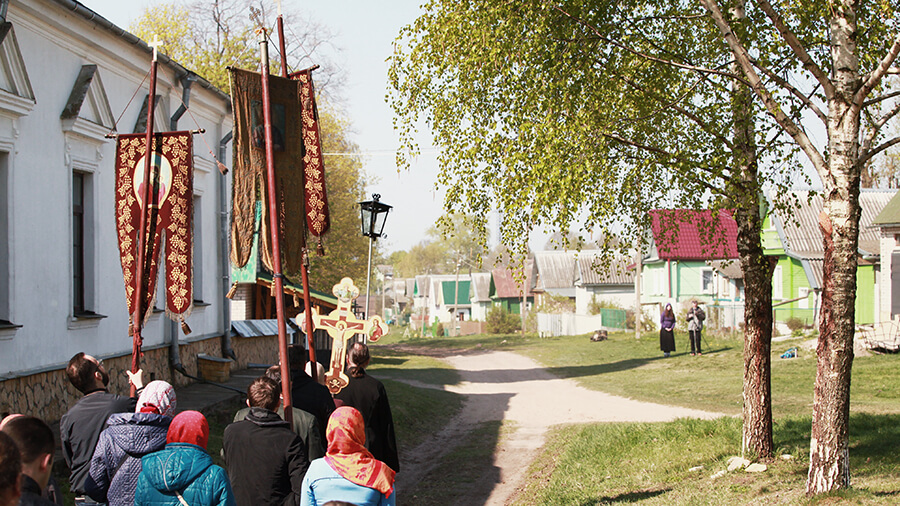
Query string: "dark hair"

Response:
xmin=0 ymin=432 xmax=20 ymax=499
xmin=1 ymin=416 xmax=54 ymax=464
xmin=66 ymin=352 xmax=99 ymax=394
xmin=347 ymin=342 xmax=370 ymax=379
xmin=247 ymin=376 xmax=280 ymax=411
xmin=265 ymin=365 xmax=282 ymax=385
xmin=288 ymin=344 xmax=306 ymax=370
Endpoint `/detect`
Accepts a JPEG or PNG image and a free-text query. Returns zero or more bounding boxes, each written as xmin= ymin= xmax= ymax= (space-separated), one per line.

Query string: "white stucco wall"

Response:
xmin=0 ymin=0 xmax=232 ymax=377
xmin=575 ymin=285 xmax=635 ymax=315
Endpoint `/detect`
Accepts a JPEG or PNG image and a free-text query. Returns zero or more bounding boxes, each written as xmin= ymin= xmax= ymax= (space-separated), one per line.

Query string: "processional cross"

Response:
xmin=296 ymin=277 xmax=388 ymax=394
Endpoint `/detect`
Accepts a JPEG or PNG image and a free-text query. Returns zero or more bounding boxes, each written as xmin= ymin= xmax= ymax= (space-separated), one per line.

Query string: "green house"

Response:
xmin=763 ymin=190 xmax=895 ymax=326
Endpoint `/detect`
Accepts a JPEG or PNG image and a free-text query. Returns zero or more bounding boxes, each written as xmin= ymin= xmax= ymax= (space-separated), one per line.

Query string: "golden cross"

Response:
xmin=296 ymin=277 xmax=388 ymax=394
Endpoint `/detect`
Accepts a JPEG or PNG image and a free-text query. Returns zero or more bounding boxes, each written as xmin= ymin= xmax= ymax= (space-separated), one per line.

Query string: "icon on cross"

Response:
xmin=296 ymin=277 xmax=388 ymax=394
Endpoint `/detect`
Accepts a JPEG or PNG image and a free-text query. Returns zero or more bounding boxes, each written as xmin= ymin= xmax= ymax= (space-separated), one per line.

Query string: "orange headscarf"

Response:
xmin=324 ymin=406 xmax=396 ymax=497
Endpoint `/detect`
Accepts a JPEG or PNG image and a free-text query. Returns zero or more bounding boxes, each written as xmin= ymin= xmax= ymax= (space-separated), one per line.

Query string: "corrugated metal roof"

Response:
xmin=470 ymin=273 xmax=492 ymax=302
xmin=490 ymin=260 xmax=534 ymax=299
xmin=776 ymin=190 xmax=894 ymax=258
xmin=577 ymin=255 xmax=635 ymax=285
xmin=414 ymin=275 xmax=431 ymax=297
xmin=708 ymin=259 xmax=743 ymax=279
xmin=440 ymin=279 xmax=472 ymax=305
xmin=873 ymin=190 xmax=900 ymax=226
xmin=232 ymin=319 xmax=297 ymax=338
xmin=649 ymin=209 xmax=738 ymax=260
xmin=533 ymin=251 xmax=578 ymax=290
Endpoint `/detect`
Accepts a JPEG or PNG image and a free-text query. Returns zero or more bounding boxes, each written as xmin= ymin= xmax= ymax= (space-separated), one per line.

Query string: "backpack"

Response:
xmin=696 ymin=308 xmax=706 ymax=322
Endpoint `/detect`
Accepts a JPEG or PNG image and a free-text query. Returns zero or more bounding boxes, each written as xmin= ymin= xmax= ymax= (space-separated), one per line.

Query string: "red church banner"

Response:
xmin=115 ymin=132 xmax=193 ymax=327
xmin=292 ymin=69 xmax=331 ymax=248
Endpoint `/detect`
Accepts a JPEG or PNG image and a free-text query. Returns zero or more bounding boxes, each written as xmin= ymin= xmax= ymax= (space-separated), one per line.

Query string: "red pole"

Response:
xmin=275 ymin=15 xmax=318 ymax=367
xmin=259 ymin=29 xmax=293 ymax=425
xmin=131 ymin=42 xmax=160 ymax=397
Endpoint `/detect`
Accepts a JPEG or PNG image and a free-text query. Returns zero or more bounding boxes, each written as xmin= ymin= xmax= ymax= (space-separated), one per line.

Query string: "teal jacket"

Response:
xmin=134 ymin=443 xmax=235 ymax=506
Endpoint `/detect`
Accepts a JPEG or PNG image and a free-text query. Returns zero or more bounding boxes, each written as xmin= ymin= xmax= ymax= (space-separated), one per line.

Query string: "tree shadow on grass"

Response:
xmin=587 ymin=487 xmax=670 ymax=504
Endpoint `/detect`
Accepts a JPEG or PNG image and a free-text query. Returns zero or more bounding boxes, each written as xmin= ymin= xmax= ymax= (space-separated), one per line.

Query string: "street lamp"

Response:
xmin=359 ymin=194 xmax=391 ymax=322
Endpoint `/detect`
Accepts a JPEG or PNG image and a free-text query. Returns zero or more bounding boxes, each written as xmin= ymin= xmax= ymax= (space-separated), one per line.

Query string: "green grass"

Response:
xmin=382 ymin=329 xmax=900 ymax=504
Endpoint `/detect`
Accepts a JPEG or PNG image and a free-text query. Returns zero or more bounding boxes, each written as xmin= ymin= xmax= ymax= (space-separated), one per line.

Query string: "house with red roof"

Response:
xmin=642 ymin=209 xmax=740 ymax=319
xmin=489 ymin=259 xmax=535 ymax=315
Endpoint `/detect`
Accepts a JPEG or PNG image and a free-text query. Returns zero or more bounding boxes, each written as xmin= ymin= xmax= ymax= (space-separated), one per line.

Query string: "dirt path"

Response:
xmin=394 ymin=350 xmax=725 ymax=505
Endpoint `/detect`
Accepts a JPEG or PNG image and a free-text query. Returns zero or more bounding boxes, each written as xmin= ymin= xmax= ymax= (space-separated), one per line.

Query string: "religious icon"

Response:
xmin=250 ymin=100 xmax=286 ymax=151
xmin=131 ymin=151 xmax=173 ymax=209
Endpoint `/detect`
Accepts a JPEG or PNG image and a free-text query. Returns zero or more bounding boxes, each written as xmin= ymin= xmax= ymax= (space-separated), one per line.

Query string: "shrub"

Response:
xmin=588 ymin=295 xmax=620 ymax=315
xmin=486 ymin=306 xmax=521 ymax=334
xmin=435 ymin=321 xmax=445 ymax=337
xmin=785 ymin=317 xmax=806 ymax=332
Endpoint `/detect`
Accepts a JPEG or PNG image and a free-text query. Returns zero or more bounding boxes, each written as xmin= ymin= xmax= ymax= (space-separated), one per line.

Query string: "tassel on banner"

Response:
xmin=316 ymin=237 xmax=325 ymax=256
xmin=226 ymin=282 xmax=238 ymax=299
xmin=293 ymin=294 xmax=301 ymax=307
xmin=180 ymin=316 xmax=192 ymax=336
xmin=216 ymin=161 xmax=228 ymax=175
xmin=128 ymin=321 xmax=134 ymax=337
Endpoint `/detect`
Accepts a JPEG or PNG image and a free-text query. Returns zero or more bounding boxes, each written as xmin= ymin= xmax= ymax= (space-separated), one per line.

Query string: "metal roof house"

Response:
xmin=763 ymin=189 xmax=895 ymax=326
xmin=574 ymin=255 xmax=635 ymax=315
xmin=532 ymin=251 xmax=579 ymax=306
xmin=489 ymin=260 xmax=535 ymax=315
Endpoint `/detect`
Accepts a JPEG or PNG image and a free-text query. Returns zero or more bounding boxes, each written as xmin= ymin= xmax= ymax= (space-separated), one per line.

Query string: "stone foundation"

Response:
xmin=0 ymin=333 xmax=279 ymax=423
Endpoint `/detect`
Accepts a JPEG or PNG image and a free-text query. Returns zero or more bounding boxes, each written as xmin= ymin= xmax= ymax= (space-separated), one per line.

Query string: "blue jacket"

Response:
xmin=300 ymin=459 xmax=394 ymax=506
xmin=134 ymin=443 xmax=235 ymax=506
xmin=86 ymin=412 xmax=171 ymax=505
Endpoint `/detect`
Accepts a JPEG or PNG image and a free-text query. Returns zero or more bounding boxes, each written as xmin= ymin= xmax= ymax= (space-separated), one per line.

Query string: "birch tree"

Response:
xmin=699 ymin=0 xmax=900 ymax=493
xmin=389 ymin=0 xmax=799 ymax=461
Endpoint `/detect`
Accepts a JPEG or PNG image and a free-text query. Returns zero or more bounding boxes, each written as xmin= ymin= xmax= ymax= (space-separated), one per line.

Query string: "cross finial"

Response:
xmin=149 ymin=36 xmax=162 ymax=62
xmin=276 ymin=0 xmax=283 ymax=16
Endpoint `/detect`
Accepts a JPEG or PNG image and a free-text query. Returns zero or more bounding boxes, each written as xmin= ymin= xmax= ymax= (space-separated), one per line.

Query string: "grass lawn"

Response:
xmin=379 ymin=328 xmax=900 ymax=505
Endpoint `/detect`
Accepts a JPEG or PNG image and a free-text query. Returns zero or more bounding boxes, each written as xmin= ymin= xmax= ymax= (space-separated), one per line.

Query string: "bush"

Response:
xmin=588 ymin=295 xmax=620 ymax=315
xmin=785 ymin=317 xmax=806 ymax=332
xmin=625 ymin=308 xmax=655 ymax=331
xmin=486 ymin=306 xmax=521 ymax=334
xmin=435 ymin=321 xmax=445 ymax=337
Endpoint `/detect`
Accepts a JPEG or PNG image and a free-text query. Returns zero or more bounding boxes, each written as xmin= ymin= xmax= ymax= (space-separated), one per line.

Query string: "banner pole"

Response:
xmin=259 ymin=29 xmax=294 ymax=426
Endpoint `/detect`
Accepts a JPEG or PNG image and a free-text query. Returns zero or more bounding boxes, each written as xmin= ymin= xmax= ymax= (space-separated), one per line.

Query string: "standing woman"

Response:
xmin=659 ymin=303 xmax=677 ymax=357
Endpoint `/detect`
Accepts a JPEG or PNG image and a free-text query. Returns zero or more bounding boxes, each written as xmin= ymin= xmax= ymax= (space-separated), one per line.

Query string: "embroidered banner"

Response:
xmin=291 ymin=70 xmax=331 ymax=246
xmin=115 ymin=132 xmax=193 ymax=325
xmin=230 ymin=67 xmax=306 ymax=276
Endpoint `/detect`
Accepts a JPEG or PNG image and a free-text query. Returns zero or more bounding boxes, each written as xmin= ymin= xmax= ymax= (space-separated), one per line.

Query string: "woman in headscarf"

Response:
xmin=134 ymin=410 xmax=235 ymax=506
xmin=660 ymin=303 xmax=677 ymax=357
xmin=301 ymin=407 xmax=396 ymax=506
xmin=86 ymin=381 xmax=177 ymax=505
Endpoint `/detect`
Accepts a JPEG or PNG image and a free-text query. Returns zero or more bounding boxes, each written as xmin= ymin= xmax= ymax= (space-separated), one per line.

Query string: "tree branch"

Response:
xmin=864 ymin=89 xmax=900 ymax=108
xmin=756 ymin=0 xmax=835 ymax=99
xmin=700 ymin=0 xmax=831 ymax=186
xmin=601 ymin=132 xmax=737 ymax=192
xmin=752 ymin=59 xmax=827 ymax=123
xmin=854 ymin=32 xmax=900 ymax=109
xmin=857 ymin=136 xmax=900 ymax=170
xmin=859 ymin=98 xmax=900 ymax=166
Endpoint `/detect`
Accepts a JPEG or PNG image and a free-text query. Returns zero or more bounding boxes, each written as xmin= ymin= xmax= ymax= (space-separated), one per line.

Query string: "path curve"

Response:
xmin=394 ymin=350 xmax=725 ymax=505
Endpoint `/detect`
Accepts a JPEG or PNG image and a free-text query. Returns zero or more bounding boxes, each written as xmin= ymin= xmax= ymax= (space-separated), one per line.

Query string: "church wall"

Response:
xmin=0 ymin=1 xmax=234 ymax=391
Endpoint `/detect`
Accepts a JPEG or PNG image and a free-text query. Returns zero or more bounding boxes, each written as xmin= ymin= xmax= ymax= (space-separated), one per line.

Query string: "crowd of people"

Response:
xmin=0 ymin=341 xmax=399 ymax=506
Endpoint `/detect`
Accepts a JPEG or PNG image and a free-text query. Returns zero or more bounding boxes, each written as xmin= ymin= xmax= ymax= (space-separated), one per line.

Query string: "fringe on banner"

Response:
xmin=180 ymin=315 xmax=192 ymax=336
xmin=226 ymin=282 xmax=238 ymax=299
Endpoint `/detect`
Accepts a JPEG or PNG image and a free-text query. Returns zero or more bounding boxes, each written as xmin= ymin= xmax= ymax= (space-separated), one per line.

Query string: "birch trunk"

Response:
xmin=807 ymin=3 xmax=862 ymax=494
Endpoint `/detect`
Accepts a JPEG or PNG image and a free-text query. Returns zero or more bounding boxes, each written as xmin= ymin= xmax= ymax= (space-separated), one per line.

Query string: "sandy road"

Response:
xmin=394 ymin=350 xmax=725 ymax=505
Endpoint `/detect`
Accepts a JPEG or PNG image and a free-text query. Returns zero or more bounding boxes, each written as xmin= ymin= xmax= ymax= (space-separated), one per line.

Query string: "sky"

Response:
xmin=77 ymin=0 xmax=488 ymax=254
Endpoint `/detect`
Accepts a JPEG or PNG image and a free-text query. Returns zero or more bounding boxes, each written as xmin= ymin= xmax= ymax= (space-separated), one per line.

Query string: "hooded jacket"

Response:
xmin=86 ymin=412 xmax=171 ymax=505
xmin=134 ymin=443 xmax=235 ymax=506
xmin=224 ymin=407 xmax=309 ymax=505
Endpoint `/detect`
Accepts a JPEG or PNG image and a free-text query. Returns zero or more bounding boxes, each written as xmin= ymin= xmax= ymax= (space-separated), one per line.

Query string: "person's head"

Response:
xmin=137 ymin=381 xmax=177 ymax=417
xmin=1 ymin=416 xmax=54 ymax=490
xmin=0 ymin=432 xmax=20 ymax=506
xmin=347 ymin=342 xmax=370 ymax=378
xmin=692 ymin=300 xmax=699 ymax=308
xmin=66 ymin=352 xmax=109 ymax=394
xmin=326 ymin=406 xmax=366 ymax=451
xmin=664 ymin=303 xmax=673 ymax=316
xmin=247 ymin=376 xmax=280 ymax=411
xmin=166 ymin=411 xmax=209 ymax=449
xmin=305 ymin=361 xmax=325 ymax=385
xmin=288 ymin=344 xmax=306 ymax=372
xmin=0 ymin=415 xmax=22 ymax=432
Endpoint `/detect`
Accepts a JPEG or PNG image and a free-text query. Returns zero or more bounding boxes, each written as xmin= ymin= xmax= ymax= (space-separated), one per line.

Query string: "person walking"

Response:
xmin=134 ymin=411 xmax=235 ymax=506
xmin=0 ymin=432 xmax=21 ymax=506
xmin=686 ymin=300 xmax=706 ymax=356
xmin=300 ymin=407 xmax=396 ymax=506
xmin=86 ymin=381 xmax=176 ymax=505
xmin=1 ymin=416 xmax=56 ymax=506
xmin=333 ymin=343 xmax=399 ymax=472
xmin=659 ymin=303 xmax=677 ymax=357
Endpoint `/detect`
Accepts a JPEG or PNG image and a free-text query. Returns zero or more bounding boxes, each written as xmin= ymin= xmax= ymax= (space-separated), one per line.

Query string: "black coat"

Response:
xmin=333 ymin=371 xmax=400 ymax=472
xmin=19 ymin=475 xmax=56 ymax=506
xmin=223 ymin=407 xmax=309 ymax=506
xmin=290 ymin=370 xmax=335 ymax=441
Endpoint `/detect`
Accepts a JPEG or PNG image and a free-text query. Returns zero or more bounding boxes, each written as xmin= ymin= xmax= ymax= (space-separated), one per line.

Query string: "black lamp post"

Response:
xmin=359 ymin=194 xmax=392 ymax=321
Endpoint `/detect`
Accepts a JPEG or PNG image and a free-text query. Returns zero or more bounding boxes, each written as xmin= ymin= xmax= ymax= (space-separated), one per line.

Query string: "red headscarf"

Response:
xmin=166 ymin=410 xmax=209 ymax=449
xmin=324 ymin=407 xmax=395 ymax=497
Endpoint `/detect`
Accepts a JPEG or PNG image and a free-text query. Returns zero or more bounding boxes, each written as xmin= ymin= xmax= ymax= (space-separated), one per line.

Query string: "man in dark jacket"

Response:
xmin=288 ymin=345 xmax=335 ymax=441
xmin=1 ymin=416 xmax=56 ymax=506
xmin=60 ymin=353 xmax=140 ymax=502
xmin=224 ymin=376 xmax=309 ymax=506
xmin=333 ymin=342 xmax=400 ymax=472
